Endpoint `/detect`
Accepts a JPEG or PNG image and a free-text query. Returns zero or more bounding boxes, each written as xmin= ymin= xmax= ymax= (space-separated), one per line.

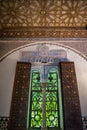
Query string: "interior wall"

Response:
xmin=0 ymin=43 xmax=87 ymax=116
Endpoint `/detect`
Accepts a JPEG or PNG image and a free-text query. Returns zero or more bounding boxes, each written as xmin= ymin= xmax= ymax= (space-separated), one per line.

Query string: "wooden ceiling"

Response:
xmin=0 ymin=0 xmax=87 ymax=29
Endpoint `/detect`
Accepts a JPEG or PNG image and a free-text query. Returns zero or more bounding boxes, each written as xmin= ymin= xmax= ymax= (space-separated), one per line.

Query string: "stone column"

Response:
xmin=41 ymin=83 xmax=47 ymax=130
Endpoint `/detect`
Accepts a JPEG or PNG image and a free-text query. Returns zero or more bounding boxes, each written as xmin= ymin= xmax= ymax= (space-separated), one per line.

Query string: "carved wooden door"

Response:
xmin=8 ymin=62 xmax=31 ymax=130
xmin=59 ymin=62 xmax=83 ymax=130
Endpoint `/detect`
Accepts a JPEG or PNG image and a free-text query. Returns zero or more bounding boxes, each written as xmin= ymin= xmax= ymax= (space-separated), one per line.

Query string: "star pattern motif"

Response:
xmin=0 ymin=0 xmax=87 ymax=28
xmin=60 ymin=0 xmax=87 ymax=26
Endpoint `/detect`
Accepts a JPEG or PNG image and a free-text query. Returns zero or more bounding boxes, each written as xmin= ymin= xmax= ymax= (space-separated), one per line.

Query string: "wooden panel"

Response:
xmin=8 ymin=62 xmax=31 ymax=130
xmin=59 ymin=62 xmax=83 ymax=130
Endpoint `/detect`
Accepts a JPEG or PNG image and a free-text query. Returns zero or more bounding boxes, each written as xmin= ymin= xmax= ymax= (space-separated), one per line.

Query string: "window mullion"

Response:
xmin=41 ymin=83 xmax=47 ymax=130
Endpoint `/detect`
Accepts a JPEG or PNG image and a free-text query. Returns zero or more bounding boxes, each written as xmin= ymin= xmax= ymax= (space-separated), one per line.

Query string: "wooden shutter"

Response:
xmin=59 ymin=62 xmax=83 ymax=130
xmin=8 ymin=62 xmax=31 ymax=130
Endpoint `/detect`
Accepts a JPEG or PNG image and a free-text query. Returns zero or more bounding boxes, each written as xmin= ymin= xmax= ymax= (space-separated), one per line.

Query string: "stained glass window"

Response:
xmin=29 ymin=70 xmax=60 ymax=129
xmin=30 ymin=72 xmax=42 ymax=128
xmin=46 ymin=72 xmax=59 ymax=128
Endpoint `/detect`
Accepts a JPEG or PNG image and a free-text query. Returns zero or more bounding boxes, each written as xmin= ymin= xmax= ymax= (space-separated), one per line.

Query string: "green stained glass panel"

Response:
xmin=30 ymin=91 xmax=42 ymax=128
xmin=47 ymin=72 xmax=58 ymax=90
xmin=46 ymin=91 xmax=58 ymax=127
xmin=31 ymin=110 xmax=42 ymax=127
xmin=32 ymin=72 xmax=41 ymax=90
xmin=30 ymin=71 xmax=59 ymax=128
xmin=30 ymin=72 xmax=42 ymax=128
xmin=46 ymin=72 xmax=59 ymax=127
xmin=46 ymin=111 xmax=58 ymax=127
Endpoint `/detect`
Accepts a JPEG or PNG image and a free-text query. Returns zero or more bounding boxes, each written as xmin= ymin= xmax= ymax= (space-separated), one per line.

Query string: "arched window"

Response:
xmin=27 ymin=68 xmax=63 ymax=130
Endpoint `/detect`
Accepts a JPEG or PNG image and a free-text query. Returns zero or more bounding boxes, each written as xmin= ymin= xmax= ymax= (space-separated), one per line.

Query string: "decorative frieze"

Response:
xmin=0 ymin=28 xmax=87 ymax=38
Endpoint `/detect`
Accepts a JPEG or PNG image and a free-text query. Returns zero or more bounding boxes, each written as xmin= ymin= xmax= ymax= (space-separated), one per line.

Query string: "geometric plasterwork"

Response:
xmin=0 ymin=0 xmax=87 ymax=29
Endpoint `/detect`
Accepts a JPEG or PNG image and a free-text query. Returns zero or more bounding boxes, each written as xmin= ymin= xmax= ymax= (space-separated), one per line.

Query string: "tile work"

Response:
xmin=0 ymin=117 xmax=9 ymax=130
xmin=0 ymin=116 xmax=87 ymax=130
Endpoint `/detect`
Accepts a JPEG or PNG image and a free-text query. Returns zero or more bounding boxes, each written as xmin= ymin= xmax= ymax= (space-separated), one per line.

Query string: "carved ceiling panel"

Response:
xmin=0 ymin=0 xmax=87 ymax=28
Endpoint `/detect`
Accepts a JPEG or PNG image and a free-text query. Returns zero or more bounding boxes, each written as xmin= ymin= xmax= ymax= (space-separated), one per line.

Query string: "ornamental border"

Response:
xmin=0 ymin=27 xmax=87 ymax=38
